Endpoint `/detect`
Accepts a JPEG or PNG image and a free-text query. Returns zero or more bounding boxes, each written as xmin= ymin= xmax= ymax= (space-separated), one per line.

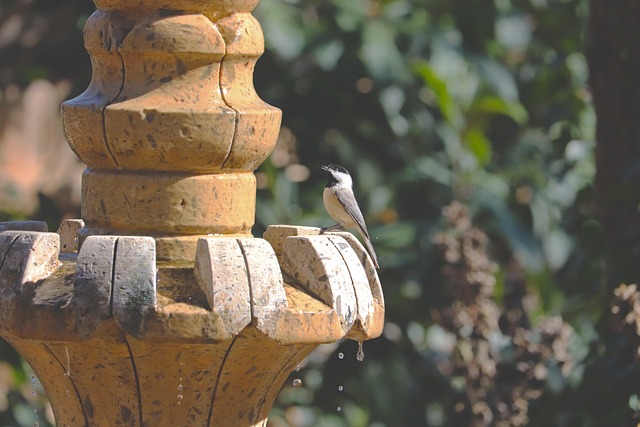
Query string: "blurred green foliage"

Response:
xmin=1 ymin=0 xmax=638 ymax=425
xmin=251 ymin=0 xmax=614 ymax=425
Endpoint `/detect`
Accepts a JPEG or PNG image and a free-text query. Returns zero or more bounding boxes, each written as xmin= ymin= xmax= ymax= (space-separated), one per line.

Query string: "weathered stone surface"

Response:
xmin=217 ymin=13 xmax=282 ymax=170
xmin=57 ymin=219 xmax=85 ymax=253
xmin=81 ymin=170 xmax=256 ymax=237
xmin=47 ymin=339 xmax=140 ymax=427
xmin=0 ymin=231 xmax=60 ymax=288
xmin=93 ymin=0 xmax=261 ymax=21
xmin=0 ymin=231 xmax=66 ymax=339
xmin=62 ymin=4 xmax=281 ymax=263
xmin=194 ymin=238 xmax=252 ymax=337
xmin=72 ymin=235 xmax=117 ymax=338
xmin=263 ymin=225 xmax=321 ymax=264
xmin=125 ymin=339 xmax=233 ymax=426
xmin=0 ymin=220 xmax=48 ymax=232
xmin=0 ymin=227 xmax=385 ymax=426
xmin=111 ymin=236 xmax=157 ymax=337
xmin=281 ymin=235 xmax=357 ymax=332
xmin=6 ymin=338 xmax=87 ymax=427
xmin=272 ymin=284 xmax=345 ymax=345
xmin=236 ymin=238 xmax=287 ymax=335
xmin=208 ymin=326 xmax=315 ymax=426
xmin=325 ymin=231 xmax=385 ymax=340
xmin=61 ymin=10 xmax=133 ymax=168
xmin=105 ymin=13 xmax=234 ymax=172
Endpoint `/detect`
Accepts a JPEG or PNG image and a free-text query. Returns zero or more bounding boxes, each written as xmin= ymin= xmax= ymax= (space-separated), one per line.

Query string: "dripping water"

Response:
xmin=31 ymin=374 xmax=39 ymax=427
xmin=356 ymin=341 xmax=365 ymax=362
xmin=63 ymin=345 xmax=71 ymax=398
xmin=177 ymin=350 xmax=185 ymax=405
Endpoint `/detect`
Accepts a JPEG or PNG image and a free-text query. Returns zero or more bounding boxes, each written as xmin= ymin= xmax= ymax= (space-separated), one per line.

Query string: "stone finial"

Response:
xmin=61 ymin=0 xmax=281 ymax=261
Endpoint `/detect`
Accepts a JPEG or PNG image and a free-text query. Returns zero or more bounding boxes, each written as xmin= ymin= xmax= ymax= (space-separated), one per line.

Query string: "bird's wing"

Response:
xmin=334 ymin=189 xmax=379 ymax=268
xmin=334 ymin=189 xmax=369 ymax=238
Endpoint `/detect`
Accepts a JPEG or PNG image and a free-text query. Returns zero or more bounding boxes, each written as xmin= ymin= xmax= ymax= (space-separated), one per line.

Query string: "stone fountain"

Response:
xmin=0 ymin=1 xmax=384 ymax=425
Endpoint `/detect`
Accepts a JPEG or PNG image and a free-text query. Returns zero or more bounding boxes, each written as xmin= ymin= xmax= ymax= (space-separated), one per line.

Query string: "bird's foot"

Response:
xmin=320 ymin=224 xmax=344 ymax=234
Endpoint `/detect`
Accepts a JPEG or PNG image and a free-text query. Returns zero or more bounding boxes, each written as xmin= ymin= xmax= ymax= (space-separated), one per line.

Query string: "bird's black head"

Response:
xmin=322 ymin=164 xmax=350 ymax=175
xmin=321 ymin=164 xmax=351 ymax=187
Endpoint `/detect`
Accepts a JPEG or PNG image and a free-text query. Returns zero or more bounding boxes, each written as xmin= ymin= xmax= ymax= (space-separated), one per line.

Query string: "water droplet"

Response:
xmin=338 ymin=352 xmax=344 ymax=360
xmin=177 ymin=384 xmax=183 ymax=392
xmin=295 ymin=364 xmax=300 ymax=372
xmin=177 ymin=394 xmax=183 ymax=401
xmin=64 ymin=345 xmax=71 ymax=378
xmin=31 ymin=391 xmax=36 ymax=396
xmin=337 ymin=406 xmax=342 ymax=412
xmin=338 ymin=385 xmax=343 ymax=392
xmin=292 ymin=378 xmax=302 ymax=387
xmin=356 ymin=341 xmax=365 ymax=362
xmin=31 ymin=375 xmax=36 ymax=381
xmin=33 ymin=408 xmax=38 ymax=414
xmin=65 ymin=389 xmax=71 ymax=398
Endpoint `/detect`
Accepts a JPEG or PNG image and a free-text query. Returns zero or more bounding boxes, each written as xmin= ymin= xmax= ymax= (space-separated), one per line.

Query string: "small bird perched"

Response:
xmin=321 ymin=164 xmax=379 ymax=269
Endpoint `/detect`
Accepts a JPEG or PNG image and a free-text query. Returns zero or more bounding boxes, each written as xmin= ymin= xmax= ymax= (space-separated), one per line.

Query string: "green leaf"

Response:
xmin=472 ymin=95 xmax=529 ymax=124
xmin=464 ymin=129 xmax=493 ymax=165
xmin=414 ymin=62 xmax=456 ymax=124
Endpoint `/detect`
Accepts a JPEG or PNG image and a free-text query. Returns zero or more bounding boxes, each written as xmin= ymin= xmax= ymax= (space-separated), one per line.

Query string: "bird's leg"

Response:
xmin=320 ymin=224 xmax=344 ymax=234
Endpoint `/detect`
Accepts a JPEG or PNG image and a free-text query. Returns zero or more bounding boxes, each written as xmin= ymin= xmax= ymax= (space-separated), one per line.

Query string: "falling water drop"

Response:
xmin=30 ymin=374 xmax=40 ymax=426
xmin=31 ymin=375 xmax=36 ymax=396
xmin=338 ymin=385 xmax=343 ymax=392
xmin=63 ymin=345 xmax=72 ymax=399
xmin=177 ymin=351 xmax=185 ymax=405
xmin=356 ymin=341 xmax=365 ymax=362
xmin=338 ymin=352 xmax=344 ymax=360
xmin=337 ymin=406 xmax=342 ymax=412
xmin=292 ymin=378 xmax=303 ymax=387
xmin=64 ymin=345 xmax=71 ymax=377
xmin=295 ymin=364 xmax=300 ymax=372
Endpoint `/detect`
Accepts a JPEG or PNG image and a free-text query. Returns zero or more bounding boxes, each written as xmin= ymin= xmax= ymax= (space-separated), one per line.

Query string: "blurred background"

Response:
xmin=1 ymin=0 xmax=639 ymax=426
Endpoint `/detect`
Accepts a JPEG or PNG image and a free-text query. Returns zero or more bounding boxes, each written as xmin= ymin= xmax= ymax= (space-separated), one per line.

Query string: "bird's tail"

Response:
xmin=362 ymin=235 xmax=379 ymax=269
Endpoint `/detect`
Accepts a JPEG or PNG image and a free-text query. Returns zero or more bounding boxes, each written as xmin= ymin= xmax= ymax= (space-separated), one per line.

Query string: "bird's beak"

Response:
xmin=321 ymin=165 xmax=329 ymax=172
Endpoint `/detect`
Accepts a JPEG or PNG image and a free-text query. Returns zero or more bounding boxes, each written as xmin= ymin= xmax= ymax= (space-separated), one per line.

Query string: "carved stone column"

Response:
xmin=0 ymin=1 xmax=384 ymax=426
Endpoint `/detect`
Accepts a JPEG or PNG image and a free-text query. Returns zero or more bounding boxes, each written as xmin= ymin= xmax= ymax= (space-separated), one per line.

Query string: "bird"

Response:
xmin=321 ymin=164 xmax=379 ymax=269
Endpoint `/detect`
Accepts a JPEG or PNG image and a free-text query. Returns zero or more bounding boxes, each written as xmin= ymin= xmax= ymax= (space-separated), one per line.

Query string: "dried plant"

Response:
xmin=433 ymin=201 xmax=573 ymax=426
xmin=611 ymin=283 xmax=640 ymax=358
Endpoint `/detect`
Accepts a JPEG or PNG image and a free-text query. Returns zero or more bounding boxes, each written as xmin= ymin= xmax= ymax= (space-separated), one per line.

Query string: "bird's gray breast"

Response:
xmin=323 ymin=187 xmax=357 ymax=228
